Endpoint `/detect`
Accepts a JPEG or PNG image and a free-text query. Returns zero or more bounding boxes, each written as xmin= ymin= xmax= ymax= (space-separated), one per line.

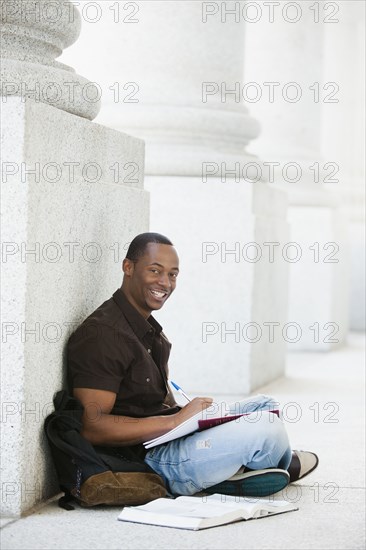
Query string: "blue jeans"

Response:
xmin=145 ymin=394 xmax=292 ymax=496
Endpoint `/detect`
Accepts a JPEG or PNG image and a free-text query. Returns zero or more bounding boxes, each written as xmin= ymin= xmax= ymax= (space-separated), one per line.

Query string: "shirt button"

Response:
xmin=147 ymin=348 xmax=151 ymax=354
xmin=146 ymin=377 xmax=150 ymax=382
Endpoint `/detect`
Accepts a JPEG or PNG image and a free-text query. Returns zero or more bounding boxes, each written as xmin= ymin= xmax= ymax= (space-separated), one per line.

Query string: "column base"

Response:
xmin=145 ymin=176 xmax=289 ymax=395
xmin=0 ymin=98 xmax=148 ymax=516
xmin=284 ymin=189 xmax=350 ymax=351
xmin=99 ymin=103 xmax=261 ymax=177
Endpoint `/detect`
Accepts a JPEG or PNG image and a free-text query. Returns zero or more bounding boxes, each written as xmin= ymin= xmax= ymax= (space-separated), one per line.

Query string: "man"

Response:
xmin=68 ymin=232 xmax=318 ymax=497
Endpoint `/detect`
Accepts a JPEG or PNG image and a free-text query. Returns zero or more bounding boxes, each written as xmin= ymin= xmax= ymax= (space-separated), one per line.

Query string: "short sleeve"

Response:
xmin=67 ymin=322 xmax=130 ymax=394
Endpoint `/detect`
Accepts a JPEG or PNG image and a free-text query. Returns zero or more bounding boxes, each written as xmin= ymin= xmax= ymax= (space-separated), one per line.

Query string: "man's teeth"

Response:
xmin=151 ymin=290 xmax=166 ymax=298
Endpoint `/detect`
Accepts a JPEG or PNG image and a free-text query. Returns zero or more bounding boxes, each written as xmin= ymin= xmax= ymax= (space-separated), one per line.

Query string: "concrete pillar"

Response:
xmin=244 ymin=1 xmax=351 ymax=350
xmin=0 ymin=0 xmax=148 ymax=516
xmin=62 ymin=1 xmax=290 ymax=395
xmin=107 ymin=4 xmax=263 ymax=176
xmin=0 ymin=0 xmax=101 ymax=119
xmin=321 ymin=2 xmax=365 ymax=331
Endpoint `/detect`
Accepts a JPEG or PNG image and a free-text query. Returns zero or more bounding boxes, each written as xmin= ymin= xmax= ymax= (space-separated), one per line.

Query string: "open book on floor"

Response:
xmin=143 ymin=405 xmax=280 ymax=449
xmin=118 ymin=493 xmax=298 ymax=530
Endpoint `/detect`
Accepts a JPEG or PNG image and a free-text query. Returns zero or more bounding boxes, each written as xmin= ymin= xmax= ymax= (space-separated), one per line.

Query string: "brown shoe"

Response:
xmin=288 ymin=450 xmax=319 ymax=482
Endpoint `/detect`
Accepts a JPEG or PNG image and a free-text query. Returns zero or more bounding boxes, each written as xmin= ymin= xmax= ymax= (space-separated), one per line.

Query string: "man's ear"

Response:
xmin=122 ymin=258 xmax=135 ymax=277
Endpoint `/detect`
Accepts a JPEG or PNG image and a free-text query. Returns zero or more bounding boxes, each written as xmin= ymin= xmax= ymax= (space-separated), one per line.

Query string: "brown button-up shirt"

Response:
xmin=67 ymin=288 xmax=181 ymax=419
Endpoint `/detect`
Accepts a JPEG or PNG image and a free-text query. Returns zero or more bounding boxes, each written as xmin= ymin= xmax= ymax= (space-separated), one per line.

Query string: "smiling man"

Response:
xmin=122 ymin=234 xmax=179 ymax=317
xmin=67 ymin=232 xmax=318 ymax=497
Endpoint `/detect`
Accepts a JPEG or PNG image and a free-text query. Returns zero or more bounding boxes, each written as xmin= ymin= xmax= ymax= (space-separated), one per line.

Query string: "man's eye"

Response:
xmin=170 ymin=273 xmax=178 ymax=278
xmin=150 ymin=269 xmax=159 ymax=274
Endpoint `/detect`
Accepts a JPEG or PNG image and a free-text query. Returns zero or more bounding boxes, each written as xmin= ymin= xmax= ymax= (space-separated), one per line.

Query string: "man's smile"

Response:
xmin=149 ymin=289 xmax=169 ymax=301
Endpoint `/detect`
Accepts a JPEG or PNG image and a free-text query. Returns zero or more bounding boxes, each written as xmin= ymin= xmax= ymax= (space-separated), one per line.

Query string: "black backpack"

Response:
xmin=44 ymin=390 xmax=167 ymax=509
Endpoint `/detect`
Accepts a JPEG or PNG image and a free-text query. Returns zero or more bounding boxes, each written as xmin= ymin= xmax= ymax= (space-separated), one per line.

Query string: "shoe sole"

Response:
xmin=205 ymin=470 xmax=290 ymax=497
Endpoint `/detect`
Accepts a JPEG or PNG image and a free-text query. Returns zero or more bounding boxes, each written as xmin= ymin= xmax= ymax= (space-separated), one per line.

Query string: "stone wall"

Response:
xmin=0 ymin=0 xmax=149 ymax=517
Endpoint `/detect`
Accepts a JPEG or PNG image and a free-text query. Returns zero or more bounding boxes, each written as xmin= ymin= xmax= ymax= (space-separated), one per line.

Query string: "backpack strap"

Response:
xmin=58 ymin=492 xmax=76 ymax=511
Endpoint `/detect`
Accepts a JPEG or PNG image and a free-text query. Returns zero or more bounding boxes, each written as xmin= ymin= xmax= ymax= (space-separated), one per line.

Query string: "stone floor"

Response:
xmin=1 ymin=333 xmax=365 ymax=550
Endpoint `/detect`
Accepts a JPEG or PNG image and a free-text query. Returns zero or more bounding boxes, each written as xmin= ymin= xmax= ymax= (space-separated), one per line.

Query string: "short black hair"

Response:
xmin=125 ymin=232 xmax=173 ymax=262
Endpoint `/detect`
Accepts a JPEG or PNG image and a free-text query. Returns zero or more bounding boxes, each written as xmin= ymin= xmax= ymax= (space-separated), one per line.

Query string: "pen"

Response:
xmin=170 ymin=380 xmax=192 ymax=402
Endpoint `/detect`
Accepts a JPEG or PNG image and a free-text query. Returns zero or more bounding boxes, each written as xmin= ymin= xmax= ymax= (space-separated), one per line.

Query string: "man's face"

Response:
xmin=122 ymin=243 xmax=179 ymax=318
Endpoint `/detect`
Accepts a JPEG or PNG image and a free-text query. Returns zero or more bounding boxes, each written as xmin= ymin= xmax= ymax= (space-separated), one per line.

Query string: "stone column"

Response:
xmin=63 ymin=1 xmax=290 ymax=395
xmin=98 ymin=0 xmax=262 ymax=176
xmin=0 ymin=0 xmax=100 ymax=119
xmin=321 ymin=2 xmax=365 ymax=331
xmin=0 ymin=0 xmax=148 ymax=517
xmin=244 ymin=2 xmax=351 ymax=350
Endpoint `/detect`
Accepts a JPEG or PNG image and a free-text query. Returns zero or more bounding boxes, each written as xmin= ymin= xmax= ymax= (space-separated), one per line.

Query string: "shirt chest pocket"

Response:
xmin=128 ymin=362 xmax=162 ymax=392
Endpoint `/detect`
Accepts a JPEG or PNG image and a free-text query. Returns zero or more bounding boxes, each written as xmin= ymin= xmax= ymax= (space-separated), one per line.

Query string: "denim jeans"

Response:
xmin=144 ymin=394 xmax=292 ymax=496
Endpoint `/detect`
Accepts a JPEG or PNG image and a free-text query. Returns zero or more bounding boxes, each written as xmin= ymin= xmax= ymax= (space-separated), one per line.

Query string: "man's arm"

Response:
xmin=74 ymin=388 xmax=213 ymax=447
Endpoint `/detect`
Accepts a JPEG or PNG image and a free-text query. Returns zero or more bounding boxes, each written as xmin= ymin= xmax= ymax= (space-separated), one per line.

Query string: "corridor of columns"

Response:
xmin=0 ymin=1 xmax=364 ymax=548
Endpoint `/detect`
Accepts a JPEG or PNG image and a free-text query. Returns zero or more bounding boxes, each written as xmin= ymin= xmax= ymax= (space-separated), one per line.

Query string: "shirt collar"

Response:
xmin=113 ymin=288 xmax=163 ymax=339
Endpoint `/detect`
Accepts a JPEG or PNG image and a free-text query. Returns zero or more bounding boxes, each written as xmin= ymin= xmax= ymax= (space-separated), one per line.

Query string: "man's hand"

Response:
xmin=173 ymin=397 xmax=214 ymax=427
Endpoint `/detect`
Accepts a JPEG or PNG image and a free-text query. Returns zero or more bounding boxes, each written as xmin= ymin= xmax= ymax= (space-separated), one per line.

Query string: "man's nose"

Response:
xmin=158 ymin=272 xmax=171 ymax=288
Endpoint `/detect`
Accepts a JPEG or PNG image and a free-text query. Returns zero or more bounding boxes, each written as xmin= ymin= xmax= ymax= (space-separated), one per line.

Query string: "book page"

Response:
xmin=120 ymin=497 xmax=246 ymax=520
xmin=143 ymin=406 xmax=279 ymax=448
xmin=143 ymin=410 xmax=201 ymax=447
xmin=143 ymin=401 xmax=240 ymax=448
xmin=118 ymin=495 xmax=299 ymax=529
xmin=123 ymin=494 xmax=295 ymax=517
xmin=205 ymin=493 xmax=295 ymax=512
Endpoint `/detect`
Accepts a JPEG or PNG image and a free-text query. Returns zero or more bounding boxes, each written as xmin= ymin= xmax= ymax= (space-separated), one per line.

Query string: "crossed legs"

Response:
xmin=145 ymin=394 xmax=292 ymax=496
